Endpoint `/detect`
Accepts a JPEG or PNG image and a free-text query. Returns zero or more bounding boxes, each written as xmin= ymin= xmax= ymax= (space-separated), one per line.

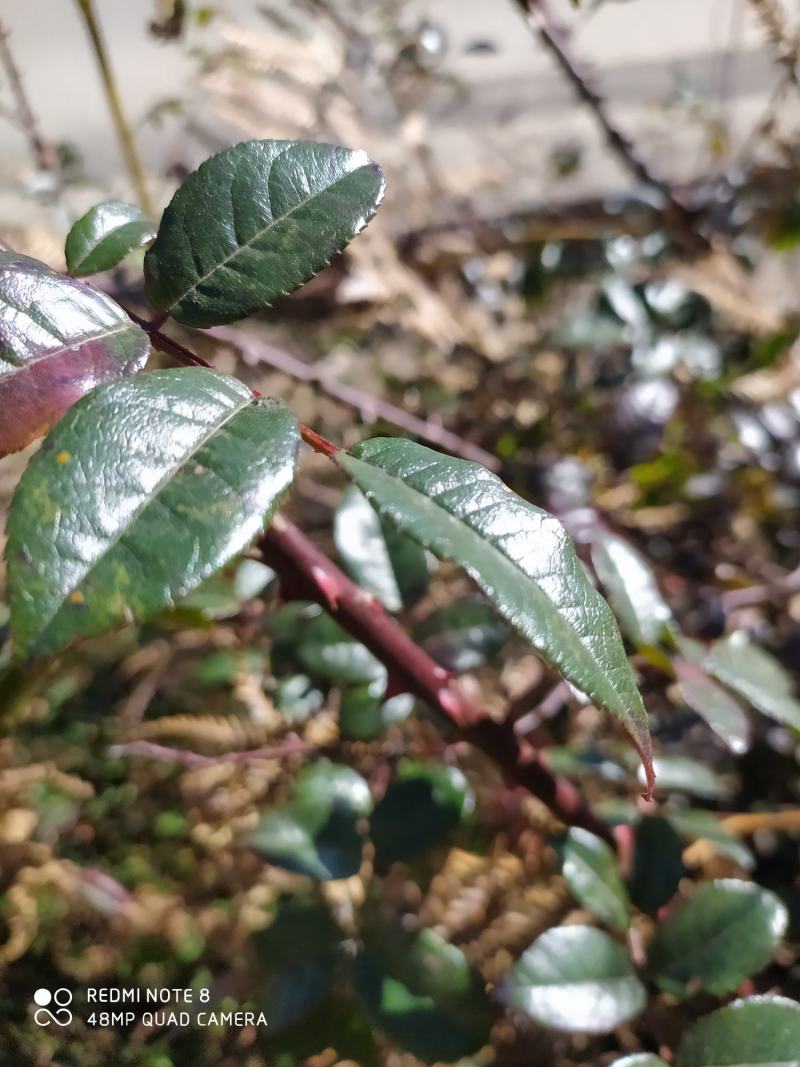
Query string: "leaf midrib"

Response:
xmin=0 ymin=321 xmax=137 ymax=377
xmin=164 ymin=154 xmax=375 ymax=312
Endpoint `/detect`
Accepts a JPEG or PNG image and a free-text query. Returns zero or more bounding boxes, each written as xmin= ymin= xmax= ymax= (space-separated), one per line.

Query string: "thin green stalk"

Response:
xmin=74 ymin=0 xmax=154 ymax=215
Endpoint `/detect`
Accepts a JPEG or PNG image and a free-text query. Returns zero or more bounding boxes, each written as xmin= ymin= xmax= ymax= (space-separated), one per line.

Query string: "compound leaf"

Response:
xmin=7 ymin=368 xmax=298 ymax=658
xmin=144 ymin=138 xmax=385 ymax=327
xmin=0 ymin=252 xmax=149 ymax=458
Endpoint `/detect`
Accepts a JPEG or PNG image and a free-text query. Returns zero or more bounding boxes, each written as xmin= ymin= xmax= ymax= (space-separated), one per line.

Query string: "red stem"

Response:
xmin=261 ymin=514 xmax=614 ymax=843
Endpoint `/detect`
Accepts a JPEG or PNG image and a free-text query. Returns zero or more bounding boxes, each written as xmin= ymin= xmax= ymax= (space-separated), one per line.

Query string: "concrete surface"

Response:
xmin=0 ymin=0 xmax=790 ymax=221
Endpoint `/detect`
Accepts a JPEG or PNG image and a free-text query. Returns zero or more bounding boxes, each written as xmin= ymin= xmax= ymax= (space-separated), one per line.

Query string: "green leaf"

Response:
xmin=706 ymin=632 xmax=800 ymax=730
xmin=0 ymin=252 xmax=149 ymax=458
xmin=339 ymin=683 xmax=413 ymax=741
xmin=254 ymin=896 xmax=343 ymax=1031
xmin=562 ymin=827 xmax=630 ymax=931
xmin=369 ymin=759 xmax=473 ymax=866
xmin=295 ymin=613 xmax=386 ymax=685
xmin=647 ymin=879 xmax=787 ymax=998
xmin=627 ymin=815 xmax=685 ymax=915
xmin=414 ymin=598 xmax=510 ymax=672
xmin=610 ymin=1057 xmax=669 ymax=1067
xmin=249 ymin=760 xmax=372 ymax=880
xmin=336 ymin=438 xmax=653 ymax=791
xmin=334 ymin=485 xmax=428 ymax=611
xmin=677 ymin=996 xmax=800 ymax=1067
xmin=65 ymin=200 xmax=157 ymax=276
xmin=639 ymin=756 xmax=729 ymax=800
xmin=668 ymin=810 xmax=755 ymax=870
xmin=7 ymin=368 xmax=298 ymax=659
xmin=674 ymin=657 xmax=751 ymax=754
xmin=590 ymin=529 xmax=673 ymax=647
xmin=144 ymin=138 xmax=385 ymax=327
xmin=355 ymin=927 xmax=493 ymax=1062
xmin=275 ymin=674 xmax=325 ymax=724
xmin=504 ymin=925 xmax=646 ymax=1034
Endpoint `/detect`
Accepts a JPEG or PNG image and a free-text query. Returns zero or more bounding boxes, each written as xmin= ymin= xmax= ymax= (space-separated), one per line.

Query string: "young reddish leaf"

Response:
xmin=0 ymin=252 xmax=149 ymax=458
xmin=335 ymin=438 xmax=654 ymax=792
xmin=144 ymin=139 xmax=385 ymax=327
xmin=65 ymin=200 xmax=157 ymax=277
xmin=7 ymin=368 xmax=298 ymax=659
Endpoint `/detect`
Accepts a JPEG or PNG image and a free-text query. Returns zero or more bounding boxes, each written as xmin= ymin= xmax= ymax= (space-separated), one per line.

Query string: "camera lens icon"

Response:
xmin=33 ymin=988 xmax=73 ymax=1026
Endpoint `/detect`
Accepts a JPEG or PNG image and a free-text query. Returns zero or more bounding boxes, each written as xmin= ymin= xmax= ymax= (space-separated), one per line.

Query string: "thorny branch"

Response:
xmin=748 ymin=0 xmax=800 ymax=89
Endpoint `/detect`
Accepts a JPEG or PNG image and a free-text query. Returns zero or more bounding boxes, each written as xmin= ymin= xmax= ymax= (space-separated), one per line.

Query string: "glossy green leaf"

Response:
xmin=504 ymin=925 xmax=646 ymax=1034
xmin=591 ymin=529 xmax=673 ymax=647
xmin=249 ymin=760 xmax=372 ymax=880
xmin=562 ymin=827 xmax=630 ymax=931
xmin=369 ymin=759 xmax=473 ymax=866
xmin=65 ymin=200 xmax=157 ymax=276
xmin=675 ymin=656 xmax=751 ymax=754
xmin=647 ymin=879 xmax=787 ymax=998
xmin=334 ymin=485 xmax=428 ymax=611
xmin=677 ymin=996 xmax=800 ymax=1067
xmin=254 ymin=896 xmax=343 ymax=1030
xmin=707 ymin=632 xmax=800 ymax=730
xmin=355 ymin=927 xmax=493 ymax=1062
xmin=7 ymin=368 xmax=298 ymax=659
xmin=295 ymin=613 xmax=386 ymax=685
xmin=275 ymin=674 xmax=325 ymax=723
xmin=639 ymin=756 xmax=729 ymax=800
xmin=0 ymin=251 xmax=149 ymax=458
xmin=414 ymin=598 xmax=510 ymax=672
xmin=339 ymin=683 xmax=413 ymax=741
xmin=336 ymin=438 xmax=653 ymax=790
xmin=610 ymin=1057 xmax=669 ymax=1067
xmin=144 ymin=138 xmax=385 ymax=327
xmin=627 ymin=815 xmax=685 ymax=915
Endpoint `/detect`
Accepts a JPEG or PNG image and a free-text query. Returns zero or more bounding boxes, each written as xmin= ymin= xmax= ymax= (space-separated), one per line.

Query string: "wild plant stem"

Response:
xmin=74 ymin=0 xmax=155 ymax=216
xmin=0 ymin=19 xmax=59 ymax=180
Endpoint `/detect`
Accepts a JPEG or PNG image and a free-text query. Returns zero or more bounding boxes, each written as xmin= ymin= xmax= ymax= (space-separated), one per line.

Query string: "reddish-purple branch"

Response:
xmin=261 ymin=514 xmax=614 ymax=843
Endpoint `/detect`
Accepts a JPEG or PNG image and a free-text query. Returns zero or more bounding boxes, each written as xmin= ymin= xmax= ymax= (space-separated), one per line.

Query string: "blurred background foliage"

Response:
xmin=2 ymin=0 xmax=800 ymax=1064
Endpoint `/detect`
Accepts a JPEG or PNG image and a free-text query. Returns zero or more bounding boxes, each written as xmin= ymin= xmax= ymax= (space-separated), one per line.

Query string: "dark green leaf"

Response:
xmin=249 ymin=760 xmax=372 ymax=880
xmin=675 ymin=657 xmax=751 ymax=754
xmin=647 ymin=879 xmax=787 ymax=998
xmin=334 ymin=485 xmax=428 ymax=611
xmin=628 ymin=815 xmax=685 ymax=915
xmin=7 ymin=368 xmax=298 ymax=659
xmin=355 ymin=927 xmax=493 ymax=1062
xmin=144 ymin=138 xmax=385 ymax=327
xmin=414 ymin=598 xmax=510 ymax=672
xmin=339 ymin=683 xmax=413 ymax=741
xmin=336 ymin=438 xmax=653 ymax=791
xmin=591 ymin=529 xmax=673 ymax=647
xmin=707 ymin=632 xmax=800 ymax=730
xmin=369 ymin=759 xmax=473 ymax=866
xmin=562 ymin=827 xmax=630 ymax=931
xmin=677 ymin=996 xmax=800 ymax=1067
xmin=504 ymin=925 xmax=645 ymax=1034
xmin=0 ymin=252 xmax=149 ymax=458
xmin=65 ymin=200 xmax=157 ymax=276
xmin=254 ymin=896 xmax=343 ymax=1030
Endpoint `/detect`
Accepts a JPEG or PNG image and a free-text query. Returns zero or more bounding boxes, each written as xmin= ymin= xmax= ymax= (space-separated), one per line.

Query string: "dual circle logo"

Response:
xmin=33 ymin=988 xmax=73 ymax=1026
